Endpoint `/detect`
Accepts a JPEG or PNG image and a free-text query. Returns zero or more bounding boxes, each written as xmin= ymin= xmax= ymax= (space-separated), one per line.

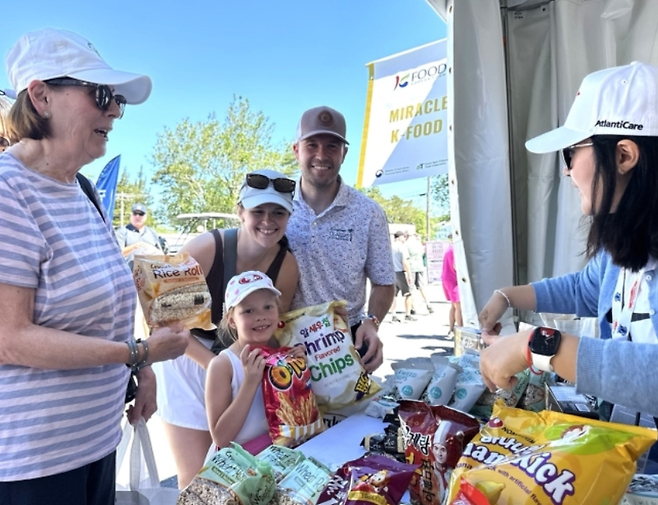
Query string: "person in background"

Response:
xmin=286 ymin=105 xmax=394 ymax=372
xmin=205 ymin=271 xmax=305 ymax=449
xmin=115 ymin=202 xmax=168 ymax=267
xmin=153 ymin=169 xmax=299 ymax=489
xmin=478 ymin=62 xmax=658 ymax=423
xmin=0 ymin=28 xmax=188 ymax=505
xmin=407 ymin=232 xmax=434 ymax=315
xmin=390 ymin=231 xmax=416 ymax=322
xmin=441 ymin=234 xmax=462 ymax=337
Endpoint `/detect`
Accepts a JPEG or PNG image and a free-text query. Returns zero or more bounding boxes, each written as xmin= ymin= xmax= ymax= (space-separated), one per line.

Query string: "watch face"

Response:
xmin=530 ymin=327 xmax=562 ymax=356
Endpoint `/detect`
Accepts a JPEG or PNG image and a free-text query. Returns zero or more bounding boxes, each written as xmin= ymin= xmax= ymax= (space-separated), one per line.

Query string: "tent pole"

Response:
xmin=426 ymin=177 xmax=431 ymax=240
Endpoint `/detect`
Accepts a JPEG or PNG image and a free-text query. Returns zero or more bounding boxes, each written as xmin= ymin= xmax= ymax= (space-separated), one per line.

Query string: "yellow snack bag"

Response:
xmin=133 ymin=253 xmax=213 ymax=330
xmin=447 ymin=401 xmax=657 ymax=505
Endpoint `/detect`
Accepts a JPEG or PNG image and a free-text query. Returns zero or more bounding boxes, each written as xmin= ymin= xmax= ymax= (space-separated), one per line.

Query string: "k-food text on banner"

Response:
xmin=357 ymin=39 xmax=447 ymax=187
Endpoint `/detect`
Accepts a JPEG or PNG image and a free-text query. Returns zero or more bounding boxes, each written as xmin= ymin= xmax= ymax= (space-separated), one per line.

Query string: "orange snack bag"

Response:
xmin=133 ymin=253 xmax=213 ymax=330
xmin=447 ymin=401 xmax=657 ymax=505
xmin=261 ymin=347 xmax=325 ymax=447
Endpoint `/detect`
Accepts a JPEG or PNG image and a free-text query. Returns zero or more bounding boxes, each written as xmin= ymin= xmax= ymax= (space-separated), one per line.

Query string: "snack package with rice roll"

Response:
xmin=256 ymin=445 xmax=305 ymax=482
xmin=177 ymin=443 xmax=276 ymax=505
xmin=261 ymin=347 xmax=325 ymax=447
xmin=398 ymin=400 xmax=480 ymax=505
xmin=133 ymin=253 xmax=213 ymax=330
xmin=446 ymin=400 xmax=658 ymax=505
xmin=271 ymin=456 xmax=332 ymax=505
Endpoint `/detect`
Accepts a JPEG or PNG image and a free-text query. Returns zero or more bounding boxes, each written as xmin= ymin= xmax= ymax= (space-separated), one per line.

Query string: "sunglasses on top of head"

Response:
xmin=561 ymin=141 xmax=594 ymax=172
xmin=246 ymin=173 xmax=296 ymax=194
xmin=45 ymin=78 xmax=127 ymax=118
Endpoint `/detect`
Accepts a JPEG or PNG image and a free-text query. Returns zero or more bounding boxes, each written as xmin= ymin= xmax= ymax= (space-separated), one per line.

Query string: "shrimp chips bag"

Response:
xmin=262 ymin=348 xmax=325 ymax=447
xmin=447 ymin=401 xmax=658 ymax=505
xmin=133 ymin=253 xmax=213 ymax=330
xmin=274 ymin=301 xmax=381 ymax=414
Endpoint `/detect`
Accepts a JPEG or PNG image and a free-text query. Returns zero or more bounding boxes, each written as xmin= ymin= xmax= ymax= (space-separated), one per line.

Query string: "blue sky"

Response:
xmin=2 ymin=1 xmax=446 ymax=207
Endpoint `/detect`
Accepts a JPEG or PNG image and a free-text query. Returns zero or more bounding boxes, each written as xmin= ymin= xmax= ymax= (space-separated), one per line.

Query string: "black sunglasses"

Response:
xmin=45 ymin=78 xmax=127 ymax=118
xmin=0 ymin=136 xmax=8 ymax=150
xmin=132 ymin=211 xmax=145 ymax=216
xmin=246 ymin=173 xmax=296 ymax=194
xmin=561 ymin=142 xmax=594 ymax=171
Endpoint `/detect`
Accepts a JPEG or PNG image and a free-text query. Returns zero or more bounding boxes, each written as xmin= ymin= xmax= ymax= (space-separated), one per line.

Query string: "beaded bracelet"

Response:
xmin=365 ymin=314 xmax=381 ymax=330
xmin=494 ymin=289 xmax=511 ymax=308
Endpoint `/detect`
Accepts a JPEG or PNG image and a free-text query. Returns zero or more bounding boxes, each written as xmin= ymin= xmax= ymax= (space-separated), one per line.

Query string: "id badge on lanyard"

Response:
xmin=611 ymin=268 xmax=644 ymax=340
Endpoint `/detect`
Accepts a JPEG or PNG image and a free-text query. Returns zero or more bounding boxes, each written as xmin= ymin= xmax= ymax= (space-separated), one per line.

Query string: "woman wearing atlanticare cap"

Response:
xmin=0 ymin=28 xmax=188 ymax=503
xmin=153 ymin=168 xmax=299 ymax=488
xmin=478 ymin=62 xmax=658 ymax=428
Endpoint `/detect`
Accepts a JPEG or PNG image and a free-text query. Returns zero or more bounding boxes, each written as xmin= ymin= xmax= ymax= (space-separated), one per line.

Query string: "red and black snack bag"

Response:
xmin=398 ymin=400 xmax=480 ymax=505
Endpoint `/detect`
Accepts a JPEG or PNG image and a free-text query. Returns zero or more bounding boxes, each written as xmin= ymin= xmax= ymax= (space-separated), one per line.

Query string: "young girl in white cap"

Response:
xmin=205 ymin=270 xmax=305 ymax=450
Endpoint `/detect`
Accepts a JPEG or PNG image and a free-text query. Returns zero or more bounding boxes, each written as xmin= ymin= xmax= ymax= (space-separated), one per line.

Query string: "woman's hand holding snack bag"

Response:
xmin=145 ymin=322 xmax=190 ymax=363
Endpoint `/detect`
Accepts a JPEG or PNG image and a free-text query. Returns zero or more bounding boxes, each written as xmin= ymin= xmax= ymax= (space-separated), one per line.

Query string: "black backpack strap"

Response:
xmin=76 ymin=173 xmax=105 ymax=223
xmin=223 ymin=228 xmax=238 ymax=294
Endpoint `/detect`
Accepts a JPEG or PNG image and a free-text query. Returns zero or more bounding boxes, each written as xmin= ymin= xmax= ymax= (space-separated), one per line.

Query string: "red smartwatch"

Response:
xmin=527 ymin=327 xmax=562 ymax=372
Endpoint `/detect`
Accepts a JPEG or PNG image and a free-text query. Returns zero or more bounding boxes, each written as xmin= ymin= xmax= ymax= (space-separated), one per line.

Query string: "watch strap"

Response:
xmin=531 ymin=352 xmax=555 ymax=372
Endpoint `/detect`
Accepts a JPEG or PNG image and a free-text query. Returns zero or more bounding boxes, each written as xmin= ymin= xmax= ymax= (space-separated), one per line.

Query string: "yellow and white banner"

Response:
xmin=357 ymin=39 xmax=448 ymax=187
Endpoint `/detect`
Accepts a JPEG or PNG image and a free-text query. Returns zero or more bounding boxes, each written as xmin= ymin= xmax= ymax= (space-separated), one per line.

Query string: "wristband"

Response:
xmin=494 ymin=289 xmax=511 ymax=308
xmin=366 ymin=314 xmax=380 ymax=330
xmin=125 ymin=339 xmax=139 ymax=367
xmin=133 ymin=338 xmax=150 ymax=372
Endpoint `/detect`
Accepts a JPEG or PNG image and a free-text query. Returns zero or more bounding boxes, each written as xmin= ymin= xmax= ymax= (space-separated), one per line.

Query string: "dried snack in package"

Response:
xmin=419 ymin=356 xmax=461 ymax=407
xmin=447 ymin=353 xmax=487 ymax=413
xmin=317 ymin=454 xmax=418 ymax=505
xmin=469 ymin=369 xmax=529 ymax=420
xmin=262 ymin=347 xmax=325 ymax=447
xmin=177 ymin=443 xmax=276 ymax=505
xmin=274 ymin=300 xmax=381 ymax=414
xmin=518 ymin=366 xmax=553 ymax=412
xmin=271 ymin=456 xmax=332 ymax=505
xmin=398 ymin=400 xmax=480 ymax=505
xmin=133 ymin=253 xmax=212 ymax=330
xmin=446 ymin=400 xmax=658 ymax=505
xmin=256 ymin=445 xmax=305 ymax=482
xmin=383 ymin=362 xmax=434 ymax=401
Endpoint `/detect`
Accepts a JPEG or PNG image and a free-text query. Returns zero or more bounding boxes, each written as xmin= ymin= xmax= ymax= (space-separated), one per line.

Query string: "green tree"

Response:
xmin=432 ymin=173 xmax=450 ymax=219
xmin=151 ymin=96 xmax=296 ymax=230
xmin=359 ymin=187 xmax=433 ymax=241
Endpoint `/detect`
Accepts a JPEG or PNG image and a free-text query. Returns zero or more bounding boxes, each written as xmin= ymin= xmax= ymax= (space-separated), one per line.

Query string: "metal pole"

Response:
xmin=426 ymin=177 xmax=431 ymax=240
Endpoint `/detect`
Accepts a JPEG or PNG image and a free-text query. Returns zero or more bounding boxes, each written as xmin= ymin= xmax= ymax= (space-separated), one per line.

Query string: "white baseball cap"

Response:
xmin=224 ymin=270 xmax=281 ymax=310
xmin=238 ymin=169 xmax=295 ymax=213
xmin=526 ymin=61 xmax=658 ymax=153
xmin=6 ymin=28 xmax=152 ymax=105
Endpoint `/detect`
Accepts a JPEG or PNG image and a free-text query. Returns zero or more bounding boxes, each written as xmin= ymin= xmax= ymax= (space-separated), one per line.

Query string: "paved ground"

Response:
xmin=143 ymin=283 xmax=455 ymax=487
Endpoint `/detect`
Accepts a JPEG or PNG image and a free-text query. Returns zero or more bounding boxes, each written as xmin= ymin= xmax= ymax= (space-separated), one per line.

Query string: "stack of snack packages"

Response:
xmin=178 ymin=443 xmax=418 ymax=505
xmin=274 ymin=301 xmax=382 ymax=428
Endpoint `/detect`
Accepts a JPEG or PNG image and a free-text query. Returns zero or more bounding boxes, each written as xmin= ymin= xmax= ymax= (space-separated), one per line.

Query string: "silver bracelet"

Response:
xmin=494 ymin=289 xmax=511 ymax=308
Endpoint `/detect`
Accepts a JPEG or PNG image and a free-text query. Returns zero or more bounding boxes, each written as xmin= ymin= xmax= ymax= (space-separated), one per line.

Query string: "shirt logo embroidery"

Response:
xmin=329 ymin=228 xmax=353 ymax=242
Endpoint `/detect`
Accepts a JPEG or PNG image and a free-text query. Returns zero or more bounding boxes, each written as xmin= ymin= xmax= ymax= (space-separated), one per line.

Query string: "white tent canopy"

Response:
xmin=425 ymin=0 xmax=658 ymax=328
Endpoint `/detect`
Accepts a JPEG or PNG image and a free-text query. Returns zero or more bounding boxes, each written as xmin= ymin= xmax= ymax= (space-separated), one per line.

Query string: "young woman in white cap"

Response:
xmin=478 ymin=62 xmax=658 ymax=424
xmin=205 ymin=271 xmax=304 ymax=450
xmin=0 ymin=28 xmax=188 ymax=504
xmin=153 ymin=169 xmax=299 ymax=488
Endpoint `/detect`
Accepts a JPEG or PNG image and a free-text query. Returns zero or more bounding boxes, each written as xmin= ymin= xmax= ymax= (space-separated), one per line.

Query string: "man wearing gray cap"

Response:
xmin=115 ymin=203 xmax=167 ymax=267
xmin=286 ymin=106 xmax=395 ymax=373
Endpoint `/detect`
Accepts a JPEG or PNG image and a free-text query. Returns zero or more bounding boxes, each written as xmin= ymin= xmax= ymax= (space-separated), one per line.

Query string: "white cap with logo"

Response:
xmin=224 ymin=270 xmax=281 ymax=311
xmin=6 ymin=28 xmax=152 ymax=104
xmin=526 ymin=61 xmax=658 ymax=153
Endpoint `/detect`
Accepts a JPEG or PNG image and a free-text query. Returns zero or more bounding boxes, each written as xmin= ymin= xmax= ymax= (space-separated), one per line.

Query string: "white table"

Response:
xmin=296 ymin=414 xmax=387 ymax=469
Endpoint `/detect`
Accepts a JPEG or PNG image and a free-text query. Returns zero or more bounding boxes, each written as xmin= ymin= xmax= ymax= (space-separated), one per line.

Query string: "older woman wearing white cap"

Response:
xmin=152 ymin=168 xmax=299 ymax=488
xmin=478 ymin=62 xmax=658 ymax=428
xmin=0 ymin=28 xmax=188 ymax=503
